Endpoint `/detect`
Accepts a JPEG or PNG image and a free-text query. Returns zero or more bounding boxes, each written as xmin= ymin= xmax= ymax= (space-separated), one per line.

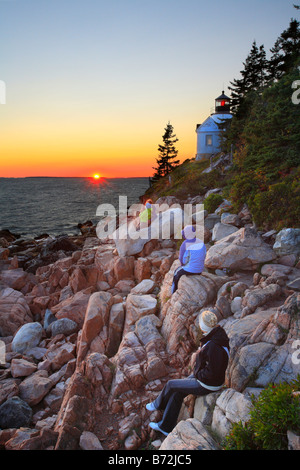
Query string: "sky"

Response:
xmin=0 ymin=0 xmax=298 ymax=178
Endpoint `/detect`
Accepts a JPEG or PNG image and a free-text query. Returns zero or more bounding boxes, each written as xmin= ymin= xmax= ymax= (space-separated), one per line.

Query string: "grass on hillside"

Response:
xmin=143 ymin=156 xmax=300 ymax=231
xmin=144 ymin=157 xmax=232 ymax=202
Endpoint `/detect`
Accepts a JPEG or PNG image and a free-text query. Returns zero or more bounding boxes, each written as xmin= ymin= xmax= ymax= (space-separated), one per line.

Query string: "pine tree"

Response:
xmin=152 ymin=122 xmax=180 ymax=180
xmin=268 ymin=19 xmax=300 ymax=80
xmin=228 ymin=41 xmax=268 ymax=116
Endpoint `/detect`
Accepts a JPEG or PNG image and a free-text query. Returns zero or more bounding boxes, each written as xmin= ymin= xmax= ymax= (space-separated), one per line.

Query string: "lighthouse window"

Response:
xmin=206 ymin=135 xmax=213 ymax=146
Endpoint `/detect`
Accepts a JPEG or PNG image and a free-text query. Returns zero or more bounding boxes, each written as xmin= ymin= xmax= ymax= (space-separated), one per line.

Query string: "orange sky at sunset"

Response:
xmin=0 ymin=0 xmax=294 ymax=179
xmin=0 ymin=99 xmax=197 ymax=177
xmin=0 ymin=119 xmax=196 ymax=178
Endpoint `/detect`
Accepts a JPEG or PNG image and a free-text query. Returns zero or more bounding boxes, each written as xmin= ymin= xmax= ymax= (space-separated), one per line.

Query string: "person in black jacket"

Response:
xmin=146 ymin=310 xmax=230 ymax=436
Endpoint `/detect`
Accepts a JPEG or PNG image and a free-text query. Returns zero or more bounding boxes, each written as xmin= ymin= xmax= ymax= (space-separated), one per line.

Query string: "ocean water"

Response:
xmin=0 ymin=177 xmax=150 ymax=239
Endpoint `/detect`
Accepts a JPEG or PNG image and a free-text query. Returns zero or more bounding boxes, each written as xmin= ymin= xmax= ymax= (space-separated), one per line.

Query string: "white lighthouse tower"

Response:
xmin=195 ymin=91 xmax=232 ymax=161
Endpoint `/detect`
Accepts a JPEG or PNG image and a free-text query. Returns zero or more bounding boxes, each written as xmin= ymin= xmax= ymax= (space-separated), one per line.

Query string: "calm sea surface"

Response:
xmin=0 ymin=177 xmax=150 ymax=239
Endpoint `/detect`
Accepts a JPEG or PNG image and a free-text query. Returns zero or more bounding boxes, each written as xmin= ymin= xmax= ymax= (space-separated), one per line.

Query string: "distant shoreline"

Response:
xmin=0 ymin=176 xmax=151 ymax=180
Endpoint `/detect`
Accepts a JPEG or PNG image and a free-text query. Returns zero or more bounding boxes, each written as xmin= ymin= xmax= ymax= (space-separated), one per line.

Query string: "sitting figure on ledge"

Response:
xmin=171 ymin=224 xmax=206 ymax=294
xmin=146 ymin=310 xmax=230 ymax=436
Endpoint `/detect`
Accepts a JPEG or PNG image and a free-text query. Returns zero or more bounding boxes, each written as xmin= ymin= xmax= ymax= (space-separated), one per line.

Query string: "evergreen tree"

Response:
xmin=241 ymin=66 xmax=300 ymax=172
xmin=228 ymin=41 xmax=268 ymax=116
xmin=268 ymin=19 xmax=300 ymax=80
xmin=226 ymin=65 xmax=300 ymax=230
xmin=229 ymin=41 xmax=268 ymax=109
xmin=227 ymin=74 xmax=247 ymax=115
xmin=152 ymin=122 xmax=180 ymax=180
xmin=243 ymin=42 xmax=268 ymax=90
xmin=226 ymin=41 xmax=268 ymax=151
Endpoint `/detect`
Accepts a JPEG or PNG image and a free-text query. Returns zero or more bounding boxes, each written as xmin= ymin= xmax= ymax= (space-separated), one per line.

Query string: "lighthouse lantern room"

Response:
xmin=215 ymin=91 xmax=231 ymax=113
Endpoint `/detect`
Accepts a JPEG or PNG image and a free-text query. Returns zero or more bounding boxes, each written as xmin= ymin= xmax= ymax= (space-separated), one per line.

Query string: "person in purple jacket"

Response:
xmin=171 ymin=225 xmax=206 ymax=294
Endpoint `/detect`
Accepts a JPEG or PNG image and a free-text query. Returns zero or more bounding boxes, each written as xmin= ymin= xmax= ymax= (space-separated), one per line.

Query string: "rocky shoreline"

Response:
xmin=0 ymin=194 xmax=300 ymax=450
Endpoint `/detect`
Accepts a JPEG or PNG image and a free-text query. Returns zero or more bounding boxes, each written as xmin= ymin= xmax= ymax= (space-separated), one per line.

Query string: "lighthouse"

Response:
xmin=195 ymin=91 xmax=232 ymax=161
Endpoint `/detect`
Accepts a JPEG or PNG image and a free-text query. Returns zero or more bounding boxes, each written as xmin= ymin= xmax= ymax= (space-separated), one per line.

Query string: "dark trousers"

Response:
xmin=152 ymin=375 xmax=211 ymax=433
xmin=171 ymin=267 xmax=194 ymax=294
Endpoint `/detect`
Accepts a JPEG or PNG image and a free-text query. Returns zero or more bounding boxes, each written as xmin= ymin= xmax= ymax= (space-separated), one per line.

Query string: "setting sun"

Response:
xmin=93 ymin=174 xmax=100 ymax=179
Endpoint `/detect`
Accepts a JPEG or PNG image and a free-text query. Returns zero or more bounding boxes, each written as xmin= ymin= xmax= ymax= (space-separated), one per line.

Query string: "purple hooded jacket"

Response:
xmin=179 ymin=225 xmax=206 ymax=273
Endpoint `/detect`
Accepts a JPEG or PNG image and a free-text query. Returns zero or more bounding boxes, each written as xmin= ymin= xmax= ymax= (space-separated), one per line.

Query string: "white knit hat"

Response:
xmin=199 ymin=310 xmax=218 ymax=335
xmin=182 ymin=225 xmax=196 ymax=240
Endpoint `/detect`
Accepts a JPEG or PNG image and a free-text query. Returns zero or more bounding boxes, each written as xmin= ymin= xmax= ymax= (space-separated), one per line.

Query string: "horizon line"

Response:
xmin=0 ymin=175 xmax=151 ymax=179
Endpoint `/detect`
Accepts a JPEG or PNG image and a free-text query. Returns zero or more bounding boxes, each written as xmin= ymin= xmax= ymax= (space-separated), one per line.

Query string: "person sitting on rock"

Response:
xmin=138 ymin=200 xmax=156 ymax=230
xmin=171 ymin=224 xmax=206 ymax=294
xmin=146 ymin=310 xmax=230 ymax=436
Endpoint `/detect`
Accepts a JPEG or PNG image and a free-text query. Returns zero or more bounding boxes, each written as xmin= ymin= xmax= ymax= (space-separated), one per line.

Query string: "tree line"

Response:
xmin=222 ymin=12 xmax=300 ymax=230
xmin=228 ymin=17 xmax=300 ymax=117
xmin=151 ymin=12 xmax=300 ymax=195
